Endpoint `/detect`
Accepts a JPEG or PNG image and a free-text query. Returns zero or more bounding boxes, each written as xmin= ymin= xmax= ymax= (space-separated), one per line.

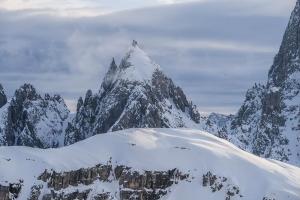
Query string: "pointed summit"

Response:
xmin=65 ymin=41 xmax=200 ymax=145
xmin=118 ymin=41 xmax=160 ymax=82
xmin=14 ymin=83 xmax=40 ymax=102
xmin=102 ymin=57 xmax=118 ymax=90
xmin=132 ymin=40 xmax=138 ymax=47
xmin=268 ymin=0 xmax=300 ymax=88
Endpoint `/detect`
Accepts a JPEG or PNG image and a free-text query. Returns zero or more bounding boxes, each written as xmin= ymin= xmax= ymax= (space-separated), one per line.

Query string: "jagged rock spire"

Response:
xmin=132 ymin=40 xmax=138 ymax=47
xmin=0 ymin=83 xmax=70 ymax=148
xmin=268 ymin=0 xmax=300 ymax=88
xmin=65 ymin=41 xmax=200 ymax=145
xmin=102 ymin=57 xmax=118 ymax=91
xmin=225 ymin=0 xmax=300 ymax=166
xmin=14 ymin=83 xmax=40 ymax=102
xmin=0 ymin=84 xmax=7 ymax=108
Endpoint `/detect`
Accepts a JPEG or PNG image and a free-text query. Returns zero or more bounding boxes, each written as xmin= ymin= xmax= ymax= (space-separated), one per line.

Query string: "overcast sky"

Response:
xmin=0 ymin=0 xmax=297 ymax=114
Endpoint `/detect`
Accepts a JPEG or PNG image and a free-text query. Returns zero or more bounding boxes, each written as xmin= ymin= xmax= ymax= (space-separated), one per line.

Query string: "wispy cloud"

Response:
xmin=154 ymin=39 xmax=276 ymax=53
xmin=0 ymin=0 xmax=296 ymax=17
xmin=0 ymin=0 xmax=295 ymax=114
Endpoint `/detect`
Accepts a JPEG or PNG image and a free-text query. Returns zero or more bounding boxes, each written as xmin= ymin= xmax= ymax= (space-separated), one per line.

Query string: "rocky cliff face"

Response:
xmin=0 ymin=84 xmax=70 ymax=148
xmin=28 ymin=164 xmax=188 ymax=200
xmin=200 ymin=113 xmax=234 ymax=140
xmin=65 ymin=41 xmax=200 ymax=145
xmin=0 ymin=84 xmax=7 ymax=108
xmin=0 ymin=182 xmax=22 ymax=200
xmin=221 ymin=0 xmax=300 ymax=166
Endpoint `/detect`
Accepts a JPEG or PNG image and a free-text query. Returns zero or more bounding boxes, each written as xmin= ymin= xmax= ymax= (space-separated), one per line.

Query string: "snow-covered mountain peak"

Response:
xmin=117 ymin=40 xmax=160 ymax=83
xmin=101 ymin=41 xmax=161 ymax=91
xmin=65 ymin=41 xmax=200 ymax=145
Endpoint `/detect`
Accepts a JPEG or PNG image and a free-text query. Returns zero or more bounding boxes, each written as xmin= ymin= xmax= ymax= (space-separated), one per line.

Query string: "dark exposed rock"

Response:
xmin=92 ymin=192 xmax=112 ymax=200
xmin=38 ymin=164 xmax=112 ymax=191
xmin=202 ymin=172 xmax=241 ymax=200
xmin=32 ymin=164 xmax=189 ymax=200
xmin=263 ymin=197 xmax=276 ymax=200
xmin=0 ymin=84 xmax=7 ymax=108
xmin=201 ymin=112 xmax=233 ymax=139
xmin=203 ymin=171 xmax=225 ymax=192
xmin=116 ymin=166 xmax=188 ymax=190
xmin=77 ymin=97 xmax=84 ymax=112
xmin=102 ymin=58 xmax=118 ymax=91
xmin=29 ymin=184 xmax=43 ymax=200
xmin=30 ymin=184 xmax=112 ymax=200
xmin=268 ymin=0 xmax=300 ymax=89
xmin=120 ymin=190 xmax=167 ymax=200
xmin=0 ymin=182 xmax=22 ymax=200
xmin=0 ymin=83 xmax=70 ymax=148
xmin=42 ymin=189 xmax=91 ymax=200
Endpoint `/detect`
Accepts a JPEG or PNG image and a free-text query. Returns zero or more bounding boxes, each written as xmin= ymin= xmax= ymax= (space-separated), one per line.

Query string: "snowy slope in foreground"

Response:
xmin=0 ymin=129 xmax=299 ymax=200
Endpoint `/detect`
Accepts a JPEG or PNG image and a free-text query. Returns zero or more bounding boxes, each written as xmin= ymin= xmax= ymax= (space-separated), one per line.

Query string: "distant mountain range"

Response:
xmin=0 ymin=0 xmax=299 ymax=169
xmin=0 ymin=1 xmax=300 ymax=200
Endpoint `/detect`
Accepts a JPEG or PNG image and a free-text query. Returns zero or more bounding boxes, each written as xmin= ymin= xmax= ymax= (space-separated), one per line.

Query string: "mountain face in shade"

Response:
xmin=0 ymin=84 xmax=70 ymax=148
xmin=64 ymin=41 xmax=200 ymax=145
xmin=212 ymin=0 xmax=300 ymax=166
xmin=0 ymin=84 xmax=7 ymax=108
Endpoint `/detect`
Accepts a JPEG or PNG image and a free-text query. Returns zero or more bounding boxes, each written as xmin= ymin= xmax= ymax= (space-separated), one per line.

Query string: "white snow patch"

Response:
xmin=0 ymin=128 xmax=299 ymax=199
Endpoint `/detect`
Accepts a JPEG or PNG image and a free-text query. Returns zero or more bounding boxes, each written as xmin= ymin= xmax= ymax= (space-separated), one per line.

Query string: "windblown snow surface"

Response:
xmin=0 ymin=129 xmax=299 ymax=199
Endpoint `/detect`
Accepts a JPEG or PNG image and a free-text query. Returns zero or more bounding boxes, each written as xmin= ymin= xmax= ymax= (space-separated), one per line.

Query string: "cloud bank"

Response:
xmin=0 ymin=0 xmax=296 ymax=114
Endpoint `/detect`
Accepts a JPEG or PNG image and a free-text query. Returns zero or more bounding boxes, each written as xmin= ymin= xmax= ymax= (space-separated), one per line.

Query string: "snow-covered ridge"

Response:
xmin=0 ymin=128 xmax=299 ymax=200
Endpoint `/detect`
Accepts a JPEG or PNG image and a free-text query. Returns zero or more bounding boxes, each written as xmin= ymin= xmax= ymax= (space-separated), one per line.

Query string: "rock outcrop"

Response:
xmin=0 ymin=84 xmax=7 ymax=108
xmin=65 ymin=41 xmax=200 ymax=145
xmin=0 ymin=84 xmax=70 ymax=148
xmin=202 ymin=171 xmax=242 ymax=199
xmin=30 ymin=164 xmax=188 ymax=200
xmin=0 ymin=182 xmax=22 ymax=200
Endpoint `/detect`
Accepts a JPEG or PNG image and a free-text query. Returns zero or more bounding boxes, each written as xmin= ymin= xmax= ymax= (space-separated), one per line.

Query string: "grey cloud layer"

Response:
xmin=0 ymin=0 xmax=295 ymax=114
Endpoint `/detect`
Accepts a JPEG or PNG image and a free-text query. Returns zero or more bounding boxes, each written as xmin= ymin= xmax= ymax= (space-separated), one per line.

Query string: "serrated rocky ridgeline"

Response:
xmin=65 ymin=41 xmax=200 ymax=145
xmin=0 ymin=84 xmax=70 ymax=148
